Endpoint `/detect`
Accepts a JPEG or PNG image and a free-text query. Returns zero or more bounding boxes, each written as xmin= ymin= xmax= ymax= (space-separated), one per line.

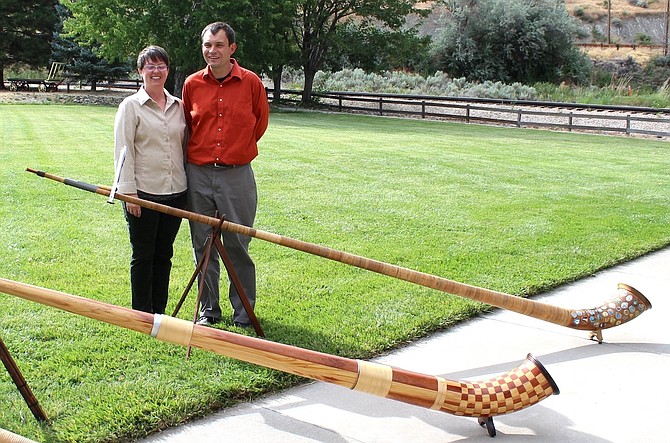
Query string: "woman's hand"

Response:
xmin=126 ymin=195 xmax=141 ymax=217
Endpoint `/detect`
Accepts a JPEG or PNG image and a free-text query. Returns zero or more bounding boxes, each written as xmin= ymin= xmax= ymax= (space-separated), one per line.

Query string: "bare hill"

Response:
xmin=416 ymin=1 xmax=668 ymax=63
xmin=566 ymin=0 xmax=666 ymax=20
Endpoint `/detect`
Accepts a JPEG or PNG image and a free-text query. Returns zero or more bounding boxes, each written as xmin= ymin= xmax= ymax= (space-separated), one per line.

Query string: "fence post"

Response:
xmin=290 ymin=90 xmax=668 ymax=138
xmin=569 ymin=112 xmax=573 ymax=132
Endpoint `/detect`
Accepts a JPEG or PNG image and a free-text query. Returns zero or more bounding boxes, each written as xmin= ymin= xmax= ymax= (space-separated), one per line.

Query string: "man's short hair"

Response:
xmin=201 ymin=22 xmax=236 ymax=44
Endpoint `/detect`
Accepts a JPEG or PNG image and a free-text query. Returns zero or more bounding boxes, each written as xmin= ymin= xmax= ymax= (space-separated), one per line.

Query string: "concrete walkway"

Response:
xmin=139 ymin=248 xmax=669 ymax=443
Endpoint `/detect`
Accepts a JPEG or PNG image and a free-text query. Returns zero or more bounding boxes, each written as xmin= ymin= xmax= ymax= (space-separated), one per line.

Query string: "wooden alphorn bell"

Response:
xmin=26 ymin=169 xmax=652 ymax=343
xmin=0 ymin=277 xmax=559 ymax=437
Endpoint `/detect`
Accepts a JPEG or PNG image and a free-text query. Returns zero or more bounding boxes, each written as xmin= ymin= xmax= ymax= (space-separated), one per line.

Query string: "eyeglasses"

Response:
xmin=143 ymin=64 xmax=168 ymax=72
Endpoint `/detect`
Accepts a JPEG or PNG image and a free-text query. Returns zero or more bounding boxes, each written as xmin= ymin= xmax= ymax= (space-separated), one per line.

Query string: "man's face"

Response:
xmin=201 ymin=29 xmax=237 ymax=71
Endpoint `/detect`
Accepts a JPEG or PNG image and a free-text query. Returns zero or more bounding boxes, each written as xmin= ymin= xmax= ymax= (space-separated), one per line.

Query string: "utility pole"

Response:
xmin=608 ymin=0 xmax=611 ymax=45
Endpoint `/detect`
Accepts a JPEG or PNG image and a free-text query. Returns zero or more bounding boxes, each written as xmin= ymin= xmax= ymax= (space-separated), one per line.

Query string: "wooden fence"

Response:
xmin=9 ymin=78 xmax=668 ymax=138
xmin=270 ymin=89 xmax=670 ymax=138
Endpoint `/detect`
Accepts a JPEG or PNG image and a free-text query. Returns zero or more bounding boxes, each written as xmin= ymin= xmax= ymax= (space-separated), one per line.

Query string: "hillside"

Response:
xmin=567 ymin=0 xmax=668 ymax=63
xmin=566 ymin=0 xmax=666 ymax=20
xmin=416 ymin=1 xmax=668 ymax=64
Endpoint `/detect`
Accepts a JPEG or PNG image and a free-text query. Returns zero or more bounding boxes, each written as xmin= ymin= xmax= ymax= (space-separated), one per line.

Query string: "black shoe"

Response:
xmin=233 ymin=321 xmax=252 ymax=329
xmin=196 ymin=316 xmax=219 ymax=326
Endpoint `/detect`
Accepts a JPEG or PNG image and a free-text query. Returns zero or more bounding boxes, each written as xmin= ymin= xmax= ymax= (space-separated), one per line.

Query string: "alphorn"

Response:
xmin=27 ymin=169 xmax=652 ymax=343
xmin=0 ymin=277 xmax=559 ymax=437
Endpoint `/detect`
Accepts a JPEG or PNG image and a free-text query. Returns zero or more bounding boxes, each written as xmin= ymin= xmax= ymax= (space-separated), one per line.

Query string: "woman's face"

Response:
xmin=139 ymin=57 xmax=169 ymax=88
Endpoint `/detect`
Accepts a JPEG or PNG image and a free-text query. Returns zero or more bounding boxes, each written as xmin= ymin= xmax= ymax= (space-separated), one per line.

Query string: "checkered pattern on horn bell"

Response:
xmin=439 ymin=357 xmax=556 ymax=417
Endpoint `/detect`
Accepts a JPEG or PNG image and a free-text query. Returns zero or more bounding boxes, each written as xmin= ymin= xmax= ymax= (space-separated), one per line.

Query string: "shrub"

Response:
xmin=635 ymin=33 xmax=652 ymax=45
xmin=635 ymin=55 xmax=670 ymax=89
xmin=430 ymin=0 xmax=592 ymax=85
xmin=311 ymin=68 xmax=537 ymax=100
xmin=592 ymin=27 xmax=607 ymax=43
xmin=628 ymin=0 xmax=648 ymax=8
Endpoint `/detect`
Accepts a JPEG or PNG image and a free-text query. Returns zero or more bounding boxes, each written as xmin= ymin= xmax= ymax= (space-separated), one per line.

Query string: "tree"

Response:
xmin=52 ymin=35 xmax=129 ymax=90
xmin=293 ymin=0 xmax=426 ymax=103
xmin=52 ymin=4 xmax=130 ymax=91
xmin=0 ymin=0 xmax=59 ymax=90
xmin=326 ymin=21 xmax=431 ymax=74
xmin=60 ymin=0 xmax=427 ymax=102
xmin=217 ymin=0 xmax=302 ymax=103
xmin=62 ymin=0 xmax=205 ymax=94
xmin=61 ymin=0 xmax=289 ymax=95
xmin=430 ymin=0 xmax=591 ymax=85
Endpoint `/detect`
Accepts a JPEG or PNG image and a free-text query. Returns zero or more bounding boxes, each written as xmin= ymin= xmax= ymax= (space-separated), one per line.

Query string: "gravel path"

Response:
xmin=0 ymin=88 xmax=131 ymax=106
xmin=312 ymin=95 xmax=670 ymax=140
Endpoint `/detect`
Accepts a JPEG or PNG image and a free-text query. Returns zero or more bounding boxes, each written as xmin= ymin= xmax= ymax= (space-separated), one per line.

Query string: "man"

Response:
xmin=182 ymin=22 xmax=270 ymax=327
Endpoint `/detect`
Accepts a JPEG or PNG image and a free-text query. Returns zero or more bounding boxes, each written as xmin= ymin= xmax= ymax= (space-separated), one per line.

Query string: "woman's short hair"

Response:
xmin=137 ymin=46 xmax=169 ymax=70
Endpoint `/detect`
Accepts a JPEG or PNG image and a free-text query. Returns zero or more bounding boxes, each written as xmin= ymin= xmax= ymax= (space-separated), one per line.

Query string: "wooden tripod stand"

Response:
xmin=172 ymin=215 xmax=264 ymax=341
xmin=0 ymin=335 xmax=48 ymax=422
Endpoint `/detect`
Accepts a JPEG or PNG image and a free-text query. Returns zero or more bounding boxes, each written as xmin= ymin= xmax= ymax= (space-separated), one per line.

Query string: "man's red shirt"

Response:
xmin=182 ymin=59 xmax=270 ymax=166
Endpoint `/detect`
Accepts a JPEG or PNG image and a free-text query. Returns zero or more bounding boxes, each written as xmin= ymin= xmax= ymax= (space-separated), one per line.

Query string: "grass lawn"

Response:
xmin=1 ymin=104 xmax=669 ymax=442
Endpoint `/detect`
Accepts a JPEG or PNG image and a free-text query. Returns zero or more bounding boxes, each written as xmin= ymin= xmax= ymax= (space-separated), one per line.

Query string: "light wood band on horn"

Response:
xmin=430 ymin=377 xmax=449 ymax=410
xmin=152 ymin=315 xmax=194 ymax=347
xmin=353 ymin=361 xmax=393 ymax=396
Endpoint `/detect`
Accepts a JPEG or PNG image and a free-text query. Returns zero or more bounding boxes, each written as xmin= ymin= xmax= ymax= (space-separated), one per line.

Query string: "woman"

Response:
xmin=113 ymin=45 xmax=187 ymax=314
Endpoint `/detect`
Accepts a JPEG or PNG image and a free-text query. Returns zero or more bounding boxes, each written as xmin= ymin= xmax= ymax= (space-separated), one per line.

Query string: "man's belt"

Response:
xmin=208 ymin=162 xmax=244 ymax=168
